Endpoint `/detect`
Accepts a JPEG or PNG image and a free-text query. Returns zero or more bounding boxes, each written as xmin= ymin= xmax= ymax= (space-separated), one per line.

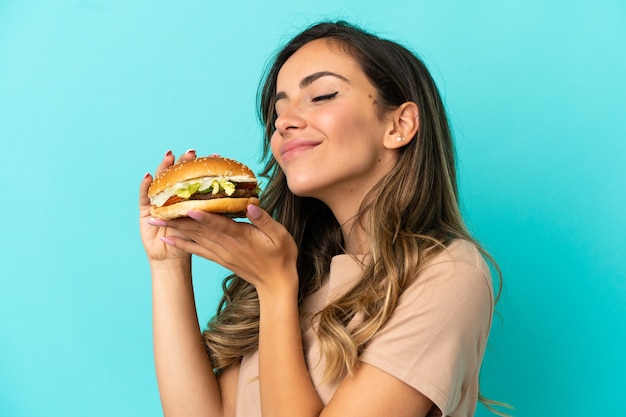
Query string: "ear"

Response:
xmin=383 ymin=102 xmax=419 ymax=149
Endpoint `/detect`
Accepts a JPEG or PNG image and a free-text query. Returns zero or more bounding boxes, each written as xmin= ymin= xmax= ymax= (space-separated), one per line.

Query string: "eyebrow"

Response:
xmin=275 ymin=71 xmax=350 ymax=101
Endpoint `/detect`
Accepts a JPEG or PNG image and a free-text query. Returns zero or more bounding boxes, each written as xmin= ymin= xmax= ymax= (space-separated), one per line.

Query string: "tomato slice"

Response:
xmin=163 ymin=196 xmax=185 ymax=206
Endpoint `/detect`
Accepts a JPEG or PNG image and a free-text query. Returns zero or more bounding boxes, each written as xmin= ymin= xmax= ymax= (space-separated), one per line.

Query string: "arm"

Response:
xmin=256 ymin=293 xmax=432 ymax=417
xmin=139 ymin=150 xmax=233 ymax=417
xmin=257 ymin=280 xmax=324 ymax=417
xmin=159 ymin=207 xmax=435 ymax=417
xmin=160 ymin=206 xmax=324 ymax=417
xmin=343 ymin=242 xmax=494 ymax=416
xmin=150 ymin=258 xmax=223 ymax=417
xmin=321 ymin=362 xmax=433 ymax=417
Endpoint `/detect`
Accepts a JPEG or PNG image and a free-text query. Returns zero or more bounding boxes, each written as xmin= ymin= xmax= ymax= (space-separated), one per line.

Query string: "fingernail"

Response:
xmin=210 ymin=153 xmax=221 ymax=157
xmin=165 ymin=150 xmax=173 ymax=157
xmin=159 ymin=237 xmax=175 ymax=245
xmin=247 ymin=204 xmax=261 ymax=220
xmin=148 ymin=218 xmax=167 ymax=227
xmin=187 ymin=210 xmax=203 ymax=221
xmin=143 ymin=172 xmax=151 ymax=179
xmin=186 ymin=149 xmax=196 ymax=154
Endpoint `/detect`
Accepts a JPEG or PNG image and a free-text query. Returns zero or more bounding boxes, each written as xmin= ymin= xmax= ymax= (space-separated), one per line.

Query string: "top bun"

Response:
xmin=148 ymin=156 xmax=256 ymax=198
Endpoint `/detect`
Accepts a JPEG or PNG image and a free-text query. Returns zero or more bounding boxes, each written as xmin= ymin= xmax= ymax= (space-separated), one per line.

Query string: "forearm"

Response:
xmin=258 ymin=286 xmax=323 ymax=417
xmin=151 ymin=259 xmax=223 ymax=417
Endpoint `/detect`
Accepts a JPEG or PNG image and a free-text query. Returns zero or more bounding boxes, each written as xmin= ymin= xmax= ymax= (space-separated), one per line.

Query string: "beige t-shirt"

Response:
xmin=235 ymin=240 xmax=494 ymax=417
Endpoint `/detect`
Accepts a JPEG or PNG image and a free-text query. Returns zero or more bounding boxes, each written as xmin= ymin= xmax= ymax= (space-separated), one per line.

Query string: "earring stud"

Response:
xmin=396 ymin=136 xmax=404 ymax=142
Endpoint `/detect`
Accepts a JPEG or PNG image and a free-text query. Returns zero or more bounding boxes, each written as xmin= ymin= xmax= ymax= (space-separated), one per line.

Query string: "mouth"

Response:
xmin=280 ymin=139 xmax=321 ymax=162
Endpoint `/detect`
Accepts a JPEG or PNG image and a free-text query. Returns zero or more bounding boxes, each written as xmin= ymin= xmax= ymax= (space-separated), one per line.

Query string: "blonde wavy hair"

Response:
xmin=203 ymin=20 xmax=508 ymax=415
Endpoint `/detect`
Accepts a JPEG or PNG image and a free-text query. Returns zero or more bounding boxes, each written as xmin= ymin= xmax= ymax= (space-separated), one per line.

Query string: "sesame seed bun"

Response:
xmin=148 ymin=156 xmax=257 ymax=198
xmin=150 ymin=197 xmax=260 ymax=220
xmin=147 ymin=156 xmax=259 ymax=219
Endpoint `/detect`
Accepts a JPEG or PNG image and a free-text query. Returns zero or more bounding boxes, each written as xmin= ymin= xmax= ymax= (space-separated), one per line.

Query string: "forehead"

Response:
xmin=276 ymin=39 xmax=364 ymax=88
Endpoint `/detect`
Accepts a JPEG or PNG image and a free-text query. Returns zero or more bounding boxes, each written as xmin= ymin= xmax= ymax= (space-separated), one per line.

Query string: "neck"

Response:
xmin=310 ymin=173 xmax=386 ymax=255
xmin=331 ymin=204 xmax=368 ymax=255
xmin=342 ymin=229 xmax=368 ymax=255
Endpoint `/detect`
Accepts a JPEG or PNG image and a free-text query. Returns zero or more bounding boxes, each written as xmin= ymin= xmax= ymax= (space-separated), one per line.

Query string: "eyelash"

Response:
xmin=312 ymin=91 xmax=338 ymax=102
xmin=274 ymin=91 xmax=338 ymax=118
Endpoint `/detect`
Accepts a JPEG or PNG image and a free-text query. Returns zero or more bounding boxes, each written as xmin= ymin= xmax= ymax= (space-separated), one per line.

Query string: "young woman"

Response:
xmin=139 ymin=21 xmax=500 ymax=417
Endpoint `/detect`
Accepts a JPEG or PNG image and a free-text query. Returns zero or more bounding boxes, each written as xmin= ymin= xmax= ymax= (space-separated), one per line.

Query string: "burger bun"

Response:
xmin=148 ymin=156 xmax=260 ymax=219
xmin=149 ymin=197 xmax=260 ymax=220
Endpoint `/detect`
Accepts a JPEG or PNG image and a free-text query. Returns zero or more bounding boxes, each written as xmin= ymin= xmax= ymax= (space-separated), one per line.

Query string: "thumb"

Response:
xmin=246 ymin=203 xmax=297 ymax=257
xmin=246 ymin=204 xmax=283 ymax=238
xmin=246 ymin=203 xmax=266 ymax=222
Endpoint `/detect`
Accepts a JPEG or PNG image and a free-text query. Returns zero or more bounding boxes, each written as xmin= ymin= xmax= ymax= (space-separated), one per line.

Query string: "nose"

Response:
xmin=274 ymin=103 xmax=306 ymax=135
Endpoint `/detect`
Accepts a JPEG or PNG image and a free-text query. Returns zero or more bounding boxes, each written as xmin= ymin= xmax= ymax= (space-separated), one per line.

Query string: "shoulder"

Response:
xmin=410 ymin=239 xmax=494 ymax=306
xmin=422 ymin=239 xmax=489 ymax=273
xmin=360 ymin=240 xmax=495 ymax=414
xmin=377 ymin=239 xmax=495 ymax=347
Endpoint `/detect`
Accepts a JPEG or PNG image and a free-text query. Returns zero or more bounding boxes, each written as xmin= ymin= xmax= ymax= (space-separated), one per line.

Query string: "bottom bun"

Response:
xmin=150 ymin=197 xmax=260 ymax=220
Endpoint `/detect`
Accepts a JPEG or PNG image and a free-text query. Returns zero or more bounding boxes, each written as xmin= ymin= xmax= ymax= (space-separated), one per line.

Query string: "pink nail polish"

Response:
xmin=159 ymin=237 xmax=175 ymax=245
xmin=148 ymin=218 xmax=167 ymax=227
xmin=247 ymin=204 xmax=261 ymax=219
xmin=187 ymin=210 xmax=203 ymax=221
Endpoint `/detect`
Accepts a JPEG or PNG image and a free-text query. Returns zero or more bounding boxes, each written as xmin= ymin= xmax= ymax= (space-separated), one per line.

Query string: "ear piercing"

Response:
xmin=396 ymin=136 xmax=404 ymax=142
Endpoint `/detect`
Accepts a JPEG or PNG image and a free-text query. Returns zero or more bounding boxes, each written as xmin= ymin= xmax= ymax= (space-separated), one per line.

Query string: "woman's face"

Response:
xmin=270 ymin=39 xmax=398 ymax=213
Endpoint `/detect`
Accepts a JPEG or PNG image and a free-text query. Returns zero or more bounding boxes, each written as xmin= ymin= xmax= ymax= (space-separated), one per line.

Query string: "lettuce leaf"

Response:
xmin=174 ymin=177 xmax=236 ymax=198
xmin=174 ymin=182 xmax=201 ymax=198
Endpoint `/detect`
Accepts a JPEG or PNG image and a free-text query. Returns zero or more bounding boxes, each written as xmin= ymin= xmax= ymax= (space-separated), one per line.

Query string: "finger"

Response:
xmin=139 ymin=172 xmax=153 ymax=208
xmin=153 ymin=148 xmax=197 ymax=180
xmin=246 ymin=204 xmax=281 ymax=242
xmin=158 ymin=216 xmax=235 ymax=262
xmin=164 ymin=236 xmax=223 ymax=261
xmin=176 ymin=148 xmax=197 ymax=163
xmin=154 ymin=150 xmax=176 ymax=177
xmin=180 ymin=210 xmax=241 ymax=238
xmin=147 ymin=217 xmax=167 ymax=227
xmin=172 ymin=211 xmax=253 ymax=258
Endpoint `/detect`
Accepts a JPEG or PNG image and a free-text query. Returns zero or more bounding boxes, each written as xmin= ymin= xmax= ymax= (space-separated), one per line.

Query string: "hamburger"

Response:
xmin=148 ymin=156 xmax=260 ymax=219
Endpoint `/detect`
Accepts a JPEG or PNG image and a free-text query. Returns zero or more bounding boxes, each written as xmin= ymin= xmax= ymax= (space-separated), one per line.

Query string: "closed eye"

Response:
xmin=312 ymin=91 xmax=338 ymax=102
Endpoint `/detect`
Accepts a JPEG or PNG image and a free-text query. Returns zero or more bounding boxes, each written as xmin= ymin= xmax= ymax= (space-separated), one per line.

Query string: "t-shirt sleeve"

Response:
xmin=358 ymin=242 xmax=494 ymax=416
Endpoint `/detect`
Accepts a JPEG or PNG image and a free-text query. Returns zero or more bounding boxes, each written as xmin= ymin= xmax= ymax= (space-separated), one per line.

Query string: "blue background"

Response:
xmin=1 ymin=1 xmax=624 ymax=416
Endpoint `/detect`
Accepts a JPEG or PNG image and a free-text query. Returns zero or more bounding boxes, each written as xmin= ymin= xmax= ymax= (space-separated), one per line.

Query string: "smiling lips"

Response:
xmin=280 ymin=139 xmax=321 ymax=162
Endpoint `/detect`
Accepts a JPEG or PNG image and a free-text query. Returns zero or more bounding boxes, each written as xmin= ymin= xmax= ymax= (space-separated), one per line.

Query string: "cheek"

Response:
xmin=313 ymin=106 xmax=358 ymax=139
xmin=270 ymin=132 xmax=283 ymax=165
xmin=314 ymin=102 xmax=379 ymax=141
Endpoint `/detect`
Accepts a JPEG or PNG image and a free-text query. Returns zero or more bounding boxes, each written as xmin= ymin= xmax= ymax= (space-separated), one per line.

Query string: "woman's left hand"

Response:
xmin=150 ymin=204 xmax=299 ymax=296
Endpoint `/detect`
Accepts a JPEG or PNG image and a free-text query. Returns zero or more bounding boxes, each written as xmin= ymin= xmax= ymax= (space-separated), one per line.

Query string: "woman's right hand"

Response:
xmin=139 ymin=149 xmax=197 ymax=262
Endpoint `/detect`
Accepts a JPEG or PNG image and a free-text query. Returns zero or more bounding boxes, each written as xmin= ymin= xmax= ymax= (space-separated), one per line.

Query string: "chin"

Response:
xmin=285 ymin=173 xmax=319 ymax=197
